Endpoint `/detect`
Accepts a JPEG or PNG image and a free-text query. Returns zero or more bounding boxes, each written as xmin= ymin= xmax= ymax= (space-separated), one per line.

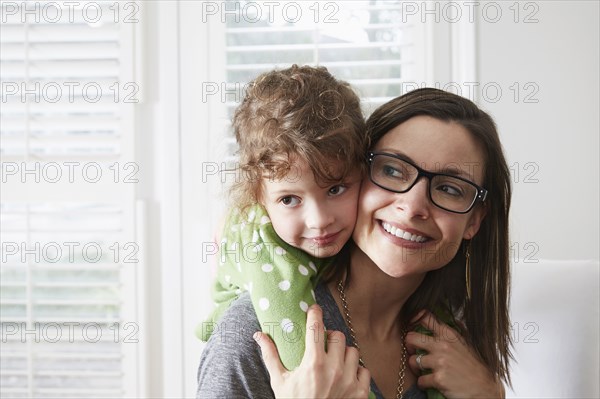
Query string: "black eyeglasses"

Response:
xmin=367 ymin=152 xmax=488 ymax=214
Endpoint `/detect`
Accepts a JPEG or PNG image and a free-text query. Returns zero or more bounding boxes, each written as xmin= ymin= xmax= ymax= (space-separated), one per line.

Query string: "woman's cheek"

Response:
xmin=353 ymin=187 xmax=382 ymax=243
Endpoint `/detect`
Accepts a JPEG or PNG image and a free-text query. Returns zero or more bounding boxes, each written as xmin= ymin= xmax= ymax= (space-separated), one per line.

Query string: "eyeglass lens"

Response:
xmin=370 ymin=154 xmax=478 ymax=213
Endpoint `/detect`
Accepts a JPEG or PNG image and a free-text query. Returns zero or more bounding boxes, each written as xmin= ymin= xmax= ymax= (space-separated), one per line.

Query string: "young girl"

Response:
xmin=198 ymin=65 xmax=367 ymax=370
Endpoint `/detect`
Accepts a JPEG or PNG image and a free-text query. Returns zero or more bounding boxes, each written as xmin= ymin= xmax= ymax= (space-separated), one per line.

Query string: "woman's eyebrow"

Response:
xmin=376 ymin=148 xmax=476 ymax=179
xmin=376 ymin=148 xmax=415 ymax=163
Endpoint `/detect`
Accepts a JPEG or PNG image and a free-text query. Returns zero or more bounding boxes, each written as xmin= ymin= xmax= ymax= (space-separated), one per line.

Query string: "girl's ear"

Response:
xmin=463 ymin=203 xmax=487 ymax=240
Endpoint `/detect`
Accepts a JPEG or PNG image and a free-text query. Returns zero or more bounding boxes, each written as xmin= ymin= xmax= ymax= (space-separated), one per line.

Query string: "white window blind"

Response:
xmin=207 ymin=0 xmax=427 ymax=163
xmin=1 ymin=1 xmax=142 ymax=398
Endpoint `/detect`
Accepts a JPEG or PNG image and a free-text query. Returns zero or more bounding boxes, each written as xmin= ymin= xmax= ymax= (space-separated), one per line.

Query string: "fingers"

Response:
xmin=416 ymin=310 xmax=443 ymax=334
xmin=406 ymin=310 xmax=462 ymax=353
xmin=356 ymin=365 xmax=371 ymax=384
xmin=327 ymin=330 xmax=346 ymax=360
xmin=415 ymin=372 xmax=436 ymax=391
xmin=356 ymin=365 xmax=371 ymax=394
xmin=405 ymin=330 xmax=434 ymax=353
xmin=254 ymin=332 xmax=287 ymax=378
xmin=408 ymin=352 xmax=430 ymax=375
xmin=344 ymin=346 xmax=371 ymax=398
xmin=305 ymin=304 xmax=326 ymax=354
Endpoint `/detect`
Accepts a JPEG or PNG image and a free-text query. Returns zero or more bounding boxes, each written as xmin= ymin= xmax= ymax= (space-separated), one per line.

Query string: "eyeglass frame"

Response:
xmin=367 ymin=151 xmax=488 ymax=214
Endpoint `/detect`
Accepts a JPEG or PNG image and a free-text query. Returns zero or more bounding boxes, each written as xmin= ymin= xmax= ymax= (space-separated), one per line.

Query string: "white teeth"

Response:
xmin=382 ymin=222 xmax=427 ymax=243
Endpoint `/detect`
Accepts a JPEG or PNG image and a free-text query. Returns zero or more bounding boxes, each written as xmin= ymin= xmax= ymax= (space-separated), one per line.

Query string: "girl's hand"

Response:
xmin=255 ymin=304 xmax=371 ymax=399
xmin=405 ymin=310 xmax=505 ymax=399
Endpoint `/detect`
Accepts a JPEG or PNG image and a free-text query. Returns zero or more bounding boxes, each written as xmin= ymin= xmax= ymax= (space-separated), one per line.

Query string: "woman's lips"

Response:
xmin=381 ymin=221 xmax=427 ymax=242
xmin=378 ymin=220 xmax=431 ymax=248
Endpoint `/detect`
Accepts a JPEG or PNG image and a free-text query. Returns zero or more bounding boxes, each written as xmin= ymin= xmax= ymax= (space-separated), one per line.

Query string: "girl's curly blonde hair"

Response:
xmin=230 ymin=65 xmax=367 ymax=211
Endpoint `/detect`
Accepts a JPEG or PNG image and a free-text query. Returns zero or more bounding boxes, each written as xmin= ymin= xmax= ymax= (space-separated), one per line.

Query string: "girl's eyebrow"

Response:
xmin=268 ymin=190 xmax=296 ymax=196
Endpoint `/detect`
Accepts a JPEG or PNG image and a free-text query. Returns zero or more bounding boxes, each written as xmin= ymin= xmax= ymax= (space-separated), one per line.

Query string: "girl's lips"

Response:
xmin=310 ymin=231 xmax=340 ymax=246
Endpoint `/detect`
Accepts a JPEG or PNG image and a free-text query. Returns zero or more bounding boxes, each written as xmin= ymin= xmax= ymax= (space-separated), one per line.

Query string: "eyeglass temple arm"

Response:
xmin=478 ymin=189 xmax=488 ymax=202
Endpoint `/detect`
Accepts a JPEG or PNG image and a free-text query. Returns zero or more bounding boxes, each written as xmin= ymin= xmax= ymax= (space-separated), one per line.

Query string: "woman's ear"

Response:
xmin=463 ymin=203 xmax=487 ymax=240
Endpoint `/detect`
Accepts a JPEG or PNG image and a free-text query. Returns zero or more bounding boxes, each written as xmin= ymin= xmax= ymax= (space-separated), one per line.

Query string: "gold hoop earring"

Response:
xmin=464 ymin=241 xmax=472 ymax=300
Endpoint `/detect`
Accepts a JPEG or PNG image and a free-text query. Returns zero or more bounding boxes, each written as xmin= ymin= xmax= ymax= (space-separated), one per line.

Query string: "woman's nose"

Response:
xmin=394 ymin=177 xmax=431 ymax=219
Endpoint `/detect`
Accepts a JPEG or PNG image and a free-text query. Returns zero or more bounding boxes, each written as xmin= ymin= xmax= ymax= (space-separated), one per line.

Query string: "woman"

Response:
xmin=197 ymin=88 xmax=512 ymax=398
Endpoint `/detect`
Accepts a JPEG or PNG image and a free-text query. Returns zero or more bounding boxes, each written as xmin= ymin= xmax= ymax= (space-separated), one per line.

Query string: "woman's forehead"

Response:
xmin=374 ymin=116 xmax=486 ymax=182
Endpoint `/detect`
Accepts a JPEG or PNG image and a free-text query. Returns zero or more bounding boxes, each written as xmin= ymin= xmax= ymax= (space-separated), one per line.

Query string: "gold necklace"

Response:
xmin=337 ymin=280 xmax=407 ymax=399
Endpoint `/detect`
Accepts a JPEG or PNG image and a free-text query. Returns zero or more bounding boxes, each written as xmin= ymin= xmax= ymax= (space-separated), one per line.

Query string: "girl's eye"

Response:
xmin=280 ymin=196 xmax=300 ymax=207
xmin=328 ymin=185 xmax=347 ymax=196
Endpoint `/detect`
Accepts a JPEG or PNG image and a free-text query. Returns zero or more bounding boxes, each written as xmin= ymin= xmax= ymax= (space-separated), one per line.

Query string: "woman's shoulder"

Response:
xmin=196 ymin=292 xmax=274 ymax=399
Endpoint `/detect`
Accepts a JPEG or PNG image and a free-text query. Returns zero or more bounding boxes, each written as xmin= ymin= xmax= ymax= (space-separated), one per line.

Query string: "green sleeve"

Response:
xmin=198 ymin=204 xmax=330 ymax=370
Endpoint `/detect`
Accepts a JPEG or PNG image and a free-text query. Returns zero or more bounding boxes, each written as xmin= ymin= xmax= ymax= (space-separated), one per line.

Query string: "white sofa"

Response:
xmin=507 ymin=259 xmax=599 ymax=398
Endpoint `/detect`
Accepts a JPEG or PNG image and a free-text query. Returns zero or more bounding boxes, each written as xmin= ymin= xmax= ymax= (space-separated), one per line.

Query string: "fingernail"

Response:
xmin=253 ymin=332 xmax=261 ymax=342
xmin=411 ymin=310 xmax=425 ymax=322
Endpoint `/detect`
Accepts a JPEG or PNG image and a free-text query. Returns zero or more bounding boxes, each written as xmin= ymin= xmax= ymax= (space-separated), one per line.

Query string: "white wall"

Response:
xmin=474 ymin=2 xmax=599 ymax=396
xmin=476 ymin=0 xmax=599 ymax=261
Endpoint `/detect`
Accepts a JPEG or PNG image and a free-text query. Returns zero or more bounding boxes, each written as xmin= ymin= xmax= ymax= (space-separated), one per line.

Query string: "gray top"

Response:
xmin=196 ymin=283 xmax=426 ymax=399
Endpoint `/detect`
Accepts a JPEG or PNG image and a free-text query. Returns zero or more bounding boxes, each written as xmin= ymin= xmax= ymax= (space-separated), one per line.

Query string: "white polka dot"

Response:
xmin=235 ymin=289 xmax=242 ymax=295
xmin=252 ymin=230 xmax=259 ymax=243
xmin=240 ymin=222 xmax=246 ymax=230
xmin=224 ymin=275 xmax=231 ymax=283
xmin=260 ymin=215 xmax=271 ymax=225
xmin=311 ymin=289 xmax=316 ymax=301
xmin=247 ymin=210 xmax=256 ymax=222
xmin=281 ymin=318 xmax=294 ymax=333
xmin=275 ymin=246 xmax=286 ymax=256
xmin=308 ymin=261 xmax=317 ymax=273
xmin=299 ymin=301 xmax=308 ymax=312
xmin=261 ymin=264 xmax=273 ymax=272
xmin=252 ymin=243 xmax=264 ymax=252
xmin=259 ymin=298 xmax=270 ymax=311
xmin=298 ymin=264 xmax=309 ymax=276
xmin=278 ymin=280 xmax=291 ymax=291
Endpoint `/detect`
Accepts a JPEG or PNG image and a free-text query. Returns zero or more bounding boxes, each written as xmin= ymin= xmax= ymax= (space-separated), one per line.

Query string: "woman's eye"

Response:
xmin=382 ymin=165 xmax=403 ymax=178
xmin=280 ymin=196 xmax=300 ymax=207
xmin=328 ymin=185 xmax=347 ymax=196
xmin=437 ymin=184 xmax=464 ymax=197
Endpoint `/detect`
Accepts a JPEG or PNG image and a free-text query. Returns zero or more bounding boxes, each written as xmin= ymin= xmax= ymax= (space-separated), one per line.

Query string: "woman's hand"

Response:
xmin=254 ymin=304 xmax=371 ymax=399
xmin=405 ymin=310 xmax=505 ymax=398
